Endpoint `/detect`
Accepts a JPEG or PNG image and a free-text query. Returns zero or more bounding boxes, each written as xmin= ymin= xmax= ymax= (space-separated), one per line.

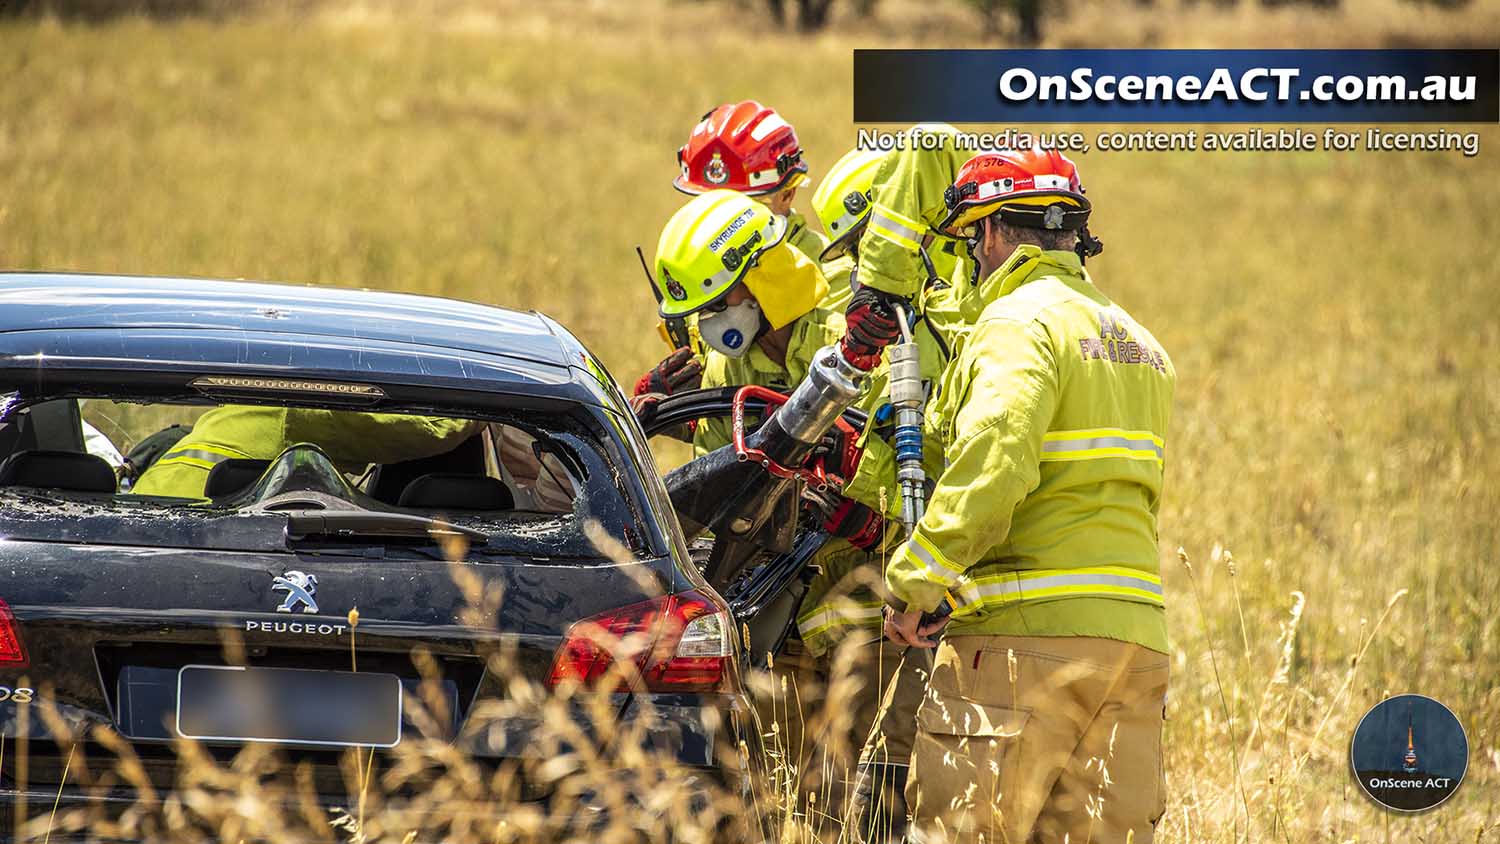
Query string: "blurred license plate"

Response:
xmin=177 ymin=665 xmax=402 ymax=748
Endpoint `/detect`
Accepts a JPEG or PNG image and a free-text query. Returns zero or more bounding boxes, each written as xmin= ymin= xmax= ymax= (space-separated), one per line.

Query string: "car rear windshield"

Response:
xmin=0 ymin=397 xmax=647 ymax=559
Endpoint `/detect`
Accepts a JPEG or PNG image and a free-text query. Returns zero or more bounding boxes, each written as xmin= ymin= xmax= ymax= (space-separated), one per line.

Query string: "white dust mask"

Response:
xmin=699 ymin=299 xmax=762 ymax=358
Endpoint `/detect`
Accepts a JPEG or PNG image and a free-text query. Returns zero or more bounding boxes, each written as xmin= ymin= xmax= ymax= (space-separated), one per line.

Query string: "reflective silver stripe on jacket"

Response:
xmin=159 ymin=448 xmax=236 ymax=465
xmin=951 ymin=566 xmax=1166 ymax=615
xmin=1041 ymin=434 xmax=1164 ymax=460
xmin=868 ymin=207 xmax=923 ymax=249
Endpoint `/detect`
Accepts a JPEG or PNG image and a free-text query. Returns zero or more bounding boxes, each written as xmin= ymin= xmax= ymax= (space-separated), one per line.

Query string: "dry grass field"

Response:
xmin=2 ymin=1 xmax=1498 ymax=841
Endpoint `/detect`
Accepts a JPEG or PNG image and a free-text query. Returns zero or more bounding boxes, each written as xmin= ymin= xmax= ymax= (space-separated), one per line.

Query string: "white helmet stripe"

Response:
xmin=749 ymin=113 xmax=789 ymax=142
xmin=747 ymin=168 xmax=781 ymax=188
xmin=825 ymin=209 xmax=864 ymax=239
xmin=971 ymin=173 xmax=1075 ymax=203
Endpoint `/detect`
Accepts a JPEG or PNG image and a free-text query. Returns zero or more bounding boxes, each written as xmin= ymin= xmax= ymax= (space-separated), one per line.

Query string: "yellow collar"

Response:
xmin=962 ymin=246 xmax=1083 ymax=321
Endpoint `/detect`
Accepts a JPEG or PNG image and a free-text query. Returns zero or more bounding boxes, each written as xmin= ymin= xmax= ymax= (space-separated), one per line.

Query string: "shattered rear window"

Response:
xmin=0 ymin=398 xmax=645 ymax=559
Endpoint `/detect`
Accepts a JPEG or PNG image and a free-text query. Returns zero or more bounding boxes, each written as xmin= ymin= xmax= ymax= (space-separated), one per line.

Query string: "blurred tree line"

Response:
xmin=0 ymin=0 xmax=280 ymax=17
xmin=759 ymin=0 xmax=1471 ymax=40
xmin=0 ymin=0 xmax=1475 ymax=35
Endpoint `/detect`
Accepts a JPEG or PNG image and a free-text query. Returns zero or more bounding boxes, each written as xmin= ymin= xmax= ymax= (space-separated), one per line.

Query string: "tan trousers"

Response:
xmin=905 ymin=635 xmax=1169 ymax=844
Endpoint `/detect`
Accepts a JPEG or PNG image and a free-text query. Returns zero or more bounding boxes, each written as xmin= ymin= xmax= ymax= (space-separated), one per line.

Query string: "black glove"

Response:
xmin=634 ymin=346 xmax=703 ymax=397
xmin=841 ymin=286 xmax=904 ymax=371
xmin=629 ymin=392 xmax=697 ymax=443
xmin=628 ymin=392 xmax=664 ymax=425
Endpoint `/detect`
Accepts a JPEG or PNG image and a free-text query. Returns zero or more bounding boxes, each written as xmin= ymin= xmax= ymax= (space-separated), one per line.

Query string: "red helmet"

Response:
xmin=939 ymin=147 xmax=1091 ymax=236
xmin=674 ymin=101 xmax=809 ymax=197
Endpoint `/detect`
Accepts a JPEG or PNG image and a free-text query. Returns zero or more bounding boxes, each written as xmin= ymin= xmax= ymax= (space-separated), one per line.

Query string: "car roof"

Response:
xmin=0 ymin=272 xmax=624 ymax=411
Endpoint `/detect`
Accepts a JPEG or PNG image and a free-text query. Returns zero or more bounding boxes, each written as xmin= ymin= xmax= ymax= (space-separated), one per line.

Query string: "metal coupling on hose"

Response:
xmin=889 ymin=304 xmax=927 ymax=533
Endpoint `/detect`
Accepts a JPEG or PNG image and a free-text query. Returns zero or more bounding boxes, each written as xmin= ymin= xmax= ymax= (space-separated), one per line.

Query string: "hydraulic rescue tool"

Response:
xmin=659 ymin=279 xmax=943 ymax=655
xmin=663 ymin=341 xmax=870 ymax=589
xmin=641 ymin=388 xmax=867 ymax=665
xmin=663 ymin=287 xmax=934 ymax=573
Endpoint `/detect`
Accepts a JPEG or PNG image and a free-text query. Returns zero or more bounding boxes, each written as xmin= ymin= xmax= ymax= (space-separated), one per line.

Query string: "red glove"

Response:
xmin=841 ymin=287 xmax=903 ymax=371
xmin=809 ymin=423 xmax=862 ymax=485
xmin=633 ymin=347 xmax=703 ymax=397
xmin=824 ymin=498 xmax=885 ymax=552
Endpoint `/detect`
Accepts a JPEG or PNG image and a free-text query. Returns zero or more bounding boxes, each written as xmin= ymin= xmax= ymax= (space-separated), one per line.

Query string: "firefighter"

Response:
xmin=814 ymin=145 xmax=971 ymax=842
xmin=880 ymin=149 xmax=1173 ymax=843
xmin=674 ymin=100 xmax=828 ymax=262
xmin=630 ymin=101 xmax=826 ymax=420
xmin=131 ymin=406 xmax=480 ymax=500
xmin=652 ymin=190 xmax=840 ymax=459
xmin=650 ymin=188 xmax=895 ymax=818
xmin=651 ymin=189 xmax=885 ymax=551
xmin=791 ymin=146 xmax=898 ymax=658
xmin=815 ymin=139 xmax=969 ymax=513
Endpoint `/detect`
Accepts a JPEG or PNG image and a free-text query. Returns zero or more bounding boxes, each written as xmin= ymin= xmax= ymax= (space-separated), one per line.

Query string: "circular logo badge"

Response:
xmin=1351 ymin=694 xmax=1467 ymax=812
xmin=704 ymin=152 xmax=729 ymax=186
xmin=665 ymin=277 xmax=687 ymax=301
xmin=721 ymin=328 xmax=743 ymax=350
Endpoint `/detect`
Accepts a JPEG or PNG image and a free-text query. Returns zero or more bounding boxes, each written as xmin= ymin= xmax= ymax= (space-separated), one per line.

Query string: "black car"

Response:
xmin=0 ymin=273 xmax=756 ymax=840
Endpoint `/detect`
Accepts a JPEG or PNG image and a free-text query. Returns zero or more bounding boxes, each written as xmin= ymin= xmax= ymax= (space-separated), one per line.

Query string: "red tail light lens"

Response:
xmin=547 ymin=590 xmax=735 ymax=694
xmin=0 ymin=598 xmax=27 ymax=668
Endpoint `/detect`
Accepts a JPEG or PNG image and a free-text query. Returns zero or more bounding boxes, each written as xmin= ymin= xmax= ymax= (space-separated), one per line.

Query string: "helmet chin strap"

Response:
xmin=963 ymin=217 xmax=994 ymax=290
xmin=1075 ymin=224 xmax=1105 ymax=263
xmin=964 ymin=237 xmax=983 ymax=291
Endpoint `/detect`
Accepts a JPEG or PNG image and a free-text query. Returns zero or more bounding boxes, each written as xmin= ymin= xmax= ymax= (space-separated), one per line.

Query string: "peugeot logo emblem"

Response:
xmin=272 ymin=571 xmax=319 ymax=614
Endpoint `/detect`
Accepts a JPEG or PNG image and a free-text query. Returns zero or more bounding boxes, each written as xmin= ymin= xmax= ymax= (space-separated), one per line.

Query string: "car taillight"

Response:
xmin=0 ymin=598 xmax=26 ymax=668
xmin=547 ymin=590 xmax=734 ymax=694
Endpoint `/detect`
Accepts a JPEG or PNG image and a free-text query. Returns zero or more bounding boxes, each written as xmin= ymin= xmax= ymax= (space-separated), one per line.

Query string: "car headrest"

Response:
xmin=0 ymin=450 xmax=116 ymax=493
xmin=367 ymin=434 xmax=486 ymax=505
xmin=397 ymin=473 xmax=514 ymax=511
xmin=204 ymin=458 xmax=272 ymax=499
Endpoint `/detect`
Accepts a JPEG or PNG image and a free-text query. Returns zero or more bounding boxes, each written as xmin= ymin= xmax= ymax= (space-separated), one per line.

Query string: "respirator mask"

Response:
xmin=698 ymin=299 xmax=764 ymax=358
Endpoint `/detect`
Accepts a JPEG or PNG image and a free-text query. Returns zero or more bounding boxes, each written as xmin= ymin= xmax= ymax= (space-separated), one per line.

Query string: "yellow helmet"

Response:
xmin=654 ymin=190 xmax=828 ymax=334
xmin=810 ymin=147 xmax=888 ymax=262
xmin=654 ymin=190 xmax=787 ymax=318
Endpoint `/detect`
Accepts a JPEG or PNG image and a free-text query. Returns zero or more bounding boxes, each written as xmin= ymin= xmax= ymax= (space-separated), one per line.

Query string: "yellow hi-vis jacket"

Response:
xmin=854 ymin=145 xmax=973 ymax=301
xmin=785 ymin=209 xmax=831 ymax=265
xmin=819 ymin=254 xmax=856 ymax=311
xmin=132 ymin=406 xmax=481 ymax=500
xmin=885 ymin=246 xmax=1176 ymax=654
